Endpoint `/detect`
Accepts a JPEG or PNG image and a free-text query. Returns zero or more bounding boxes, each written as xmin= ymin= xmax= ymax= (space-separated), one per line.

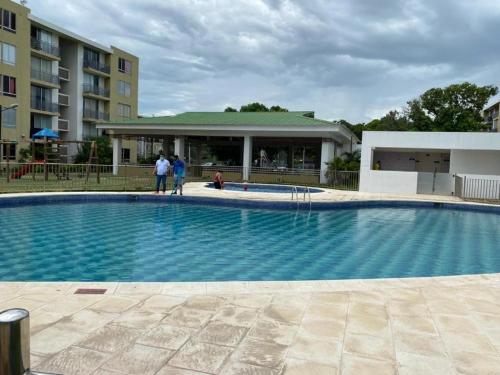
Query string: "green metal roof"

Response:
xmin=104 ymin=111 xmax=336 ymax=127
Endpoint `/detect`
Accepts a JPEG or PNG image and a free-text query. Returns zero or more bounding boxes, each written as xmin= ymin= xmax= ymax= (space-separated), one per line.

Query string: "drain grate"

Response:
xmin=74 ymin=288 xmax=107 ymax=295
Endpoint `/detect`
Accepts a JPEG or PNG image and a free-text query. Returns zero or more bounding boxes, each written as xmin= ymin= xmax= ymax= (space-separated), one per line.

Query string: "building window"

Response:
xmin=1 ymin=9 xmax=16 ymax=33
xmin=84 ymin=47 xmax=100 ymax=64
xmin=118 ymin=58 xmax=132 ymax=74
xmin=2 ymin=144 xmax=16 ymax=160
xmin=1 ymin=43 xmax=16 ymax=65
xmin=31 ymin=114 xmax=52 ymax=131
xmin=117 ymin=103 xmax=131 ymax=118
xmin=122 ymin=148 xmax=130 ymax=162
xmin=118 ymin=80 xmax=131 ymax=97
xmin=1 ymin=75 xmax=16 ymax=97
xmin=1 ymin=107 xmax=16 ymax=128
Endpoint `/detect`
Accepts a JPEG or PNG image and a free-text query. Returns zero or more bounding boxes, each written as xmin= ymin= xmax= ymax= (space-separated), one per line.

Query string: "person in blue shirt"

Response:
xmin=172 ymin=155 xmax=186 ymax=195
xmin=153 ymin=153 xmax=170 ymax=194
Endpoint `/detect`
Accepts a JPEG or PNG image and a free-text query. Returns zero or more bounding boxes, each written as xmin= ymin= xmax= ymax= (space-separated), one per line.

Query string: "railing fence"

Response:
xmin=0 ymin=163 xmax=360 ymax=193
xmin=455 ymin=175 xmax=500 ymax=201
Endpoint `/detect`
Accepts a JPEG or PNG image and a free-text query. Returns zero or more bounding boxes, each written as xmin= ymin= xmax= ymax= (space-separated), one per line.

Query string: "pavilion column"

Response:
xmin=243 ymin=135 xmax=252 ymax=181
xmin=112 ymin=137 xmax=122 ymax=175
xmin=320 ymin=138 xmax=335 ymax=184
xmin=174 ymin=136 xmax=185 ymax=160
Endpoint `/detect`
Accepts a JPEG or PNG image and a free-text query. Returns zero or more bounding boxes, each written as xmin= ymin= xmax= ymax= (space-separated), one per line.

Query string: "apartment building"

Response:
xmin=483 ymin=100 xmax=499 ymax=132
xmin=0 ymin=0 xmax=139 ymax=162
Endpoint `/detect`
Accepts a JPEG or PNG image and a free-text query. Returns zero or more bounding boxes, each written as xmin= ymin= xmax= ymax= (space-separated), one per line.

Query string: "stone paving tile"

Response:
xmin=434 ymin=314 xmax=480 ymax=334
xmin=38 ymin=295 xmax=105 ymax=316
xmin=299 ymin=317 xmax=346 ymax=340
xmin=394 ymin=332 xmax=447 ymax=358
xmin=247 ymin=319 xmax=299 ymax=346
xmin=55 ymin=308 xmax=118 ymax=334
xmin=137 ymin=294 xmax=186 ymax=313
xmin=183 ymin=295 xmax=226 ymax=311
xmin=464 ymin=297 xmax=500 ymax=315
xmin=168 ymin=340 xmax=233 ymax=374
xmin=212 ymin=305 xmax=258 ymax=327
xmin=31 ymin=325 xmax=88 ymax=356
xmin=397 ymin=352 xmax=456 ymax=375
xmin=473 ymin=312 xmax=500 ymax=330
xmin=30 ymin=353 xmax=48 ymax=369
xmin=90 ymin=295 xmax=142 ymax=313
xmin=78 ymin=324 xmax=142 ymax=353
xmin=0 ymin=296 xmax=48 ymax=311
xmin=162 ymin=282 xmax=207 ymax=295
xmin=102 ymin=343 xmax=174 ymax=375
xmin=343 ymin=333 xmax=394 ymax=362
xmin=197 ymin=321 xmax=248 ymax=347
xmin=163 ymin=306 xmax=214 ymax=329
xmin=440 ymin=331 xmax=497 ymax=355
xmin=451 ymin=351 xmax=500 ymax=375
xmin=390 ymin=314 xmax=438 ymax=336
xmin=29 ymin=310 xmax=65 ymax=335
xmin=426 ymin=297 xmax=470 ymax=315
xmin=308 ymin=291 xmax=349 ymax=305
xmin=388 ymin=300 xmax=430 ymax=317
xmin=136 ymin=324 xmax=195 ymax=350
xmin=304 ymin=302 xmax=348 ymax=321
xmin=38 ymin=345 xmax=110 ymax=375
xmin=115 ymin=282 xmax=164 ymax=295
xmin=349 ymin=301 xmax=388 ymax=318
xmin=346 ymin=313 xmax=390 ymax=339
xmin=223 ymin=293 xmax=273 ymax=309
xmin=219 ymin=361 xmax=280 ymax=375
xmin=282 ymin=357 xmax=338 ymax=375
xmin=156 ymin=366 xmax=207 ymax=375
xmin=341 ymin=353 xmax=397 ymax=375
xmin=112 ymin=309 xmax=165 ymax=330
xmin=260 ymin=303 xmax=304 ymax=325
xmin=287 ymin=334 xmax=341 ymax=366
xmin=231 ymin=338 xmax=288 ymax=369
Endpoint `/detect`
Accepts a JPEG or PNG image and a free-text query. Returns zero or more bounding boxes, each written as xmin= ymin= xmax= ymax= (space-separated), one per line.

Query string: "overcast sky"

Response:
xmin=25 ymin=0 xmax=500 ymax=123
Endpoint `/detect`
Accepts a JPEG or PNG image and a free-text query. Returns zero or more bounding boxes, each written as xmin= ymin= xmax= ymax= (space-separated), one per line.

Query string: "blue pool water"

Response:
xmin=206 ymin=182 xmax=323 ymax=193
xmin=0 ymin=201 xmax=499 ymax=281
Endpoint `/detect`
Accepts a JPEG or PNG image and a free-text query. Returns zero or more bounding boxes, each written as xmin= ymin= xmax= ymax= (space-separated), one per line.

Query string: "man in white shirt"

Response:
xmin=153 ymin=154 xmax=170 ymax=194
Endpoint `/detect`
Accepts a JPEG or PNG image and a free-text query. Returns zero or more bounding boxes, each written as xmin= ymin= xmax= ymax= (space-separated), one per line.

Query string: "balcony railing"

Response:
xmin=31 ymin=68 xmax=59 ymax=85
xmin=59 ymin=66 xmax=70 ymax=81
xmin=31 ymin=98 xmax=59 ymax=113
xmin=83 ymin=59 xmax=110 ymax=74
xmin=83 ymin=108 xmax=110 ymax=121
xmin=31 ymin=38 xmax=60 ymax=57
xmin=58 ymin=93 xmax=70 ymax=106
xmin=82 ymin=83 xmax=110 ymax=98
xmin=57 ymin=118 xmax=69 ymax=131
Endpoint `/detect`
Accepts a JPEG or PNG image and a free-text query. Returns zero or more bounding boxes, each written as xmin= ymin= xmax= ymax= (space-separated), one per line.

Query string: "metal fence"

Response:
xmin=0 ymin=163 xmax=360 ymax=193
xmin=455 ymin=175 xmax=500 ymax=201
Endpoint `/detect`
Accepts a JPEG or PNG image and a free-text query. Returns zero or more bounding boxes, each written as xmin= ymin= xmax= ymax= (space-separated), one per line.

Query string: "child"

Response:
xmin=213 ymin=170 xmax=224 ymax=189
xmin=172 ymin=155 xmax=185 ymax=195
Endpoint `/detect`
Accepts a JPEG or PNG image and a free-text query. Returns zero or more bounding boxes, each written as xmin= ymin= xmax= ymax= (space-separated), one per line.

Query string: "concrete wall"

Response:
xmin=359 ymin=171 xmax=419 ymax=194
xmin=450 ymin=150 xmax=500 ymax=176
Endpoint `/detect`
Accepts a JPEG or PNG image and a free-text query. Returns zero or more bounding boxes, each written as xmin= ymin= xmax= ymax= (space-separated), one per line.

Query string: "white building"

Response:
xmin=359 ymin=131 xmax=500 ymax=196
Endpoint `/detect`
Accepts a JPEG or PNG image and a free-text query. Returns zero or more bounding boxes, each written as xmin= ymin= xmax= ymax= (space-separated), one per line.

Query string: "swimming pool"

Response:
xmin=205 ymin=182 xmax=323 ymax=193
xmin=1 ymin=197 xmax=499 ymax=281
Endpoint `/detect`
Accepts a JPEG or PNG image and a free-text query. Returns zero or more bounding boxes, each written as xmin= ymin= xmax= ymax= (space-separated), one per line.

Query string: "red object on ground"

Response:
xmin=10 ymin=162 xmax=43 ymax=180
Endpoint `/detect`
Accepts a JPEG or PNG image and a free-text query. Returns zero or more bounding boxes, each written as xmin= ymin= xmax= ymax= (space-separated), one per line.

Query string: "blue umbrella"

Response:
xmin=32 ymin=128 xmax=59 ymax=139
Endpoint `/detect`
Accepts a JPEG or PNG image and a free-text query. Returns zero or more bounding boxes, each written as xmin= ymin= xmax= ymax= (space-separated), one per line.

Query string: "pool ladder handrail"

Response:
xmin=291 ymin=186 xmax=312 ymax=210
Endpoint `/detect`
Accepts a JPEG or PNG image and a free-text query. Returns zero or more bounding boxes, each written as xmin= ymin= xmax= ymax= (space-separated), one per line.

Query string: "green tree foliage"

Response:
xmin=74 ymin=136 xmax=113 ymax=164
xmin=409 ymin=82 xmax=498 ymax=131
xmin=326 ymin=150 xmax=361 ymax=173
xmin=339 ymin=82 xmax=498 ymax=139
xmin=225 ymin=102 xmax=289 ymax=112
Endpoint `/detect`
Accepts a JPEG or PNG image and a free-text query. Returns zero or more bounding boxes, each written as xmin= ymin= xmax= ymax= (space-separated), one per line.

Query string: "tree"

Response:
xmin=269 ymin=105 xmax=288 ymax=112
xmin=365 ymin=110 xmax=410 ymax=131
xmin=224 ymin=107 xmax=237 ymax=112
xmin=410 ymin=82 xmax=498 ymax=131
xmin=240 ymin=102 xmax=269 ymax=112
xmin=74 ymin=136 xmax=113 ymax=164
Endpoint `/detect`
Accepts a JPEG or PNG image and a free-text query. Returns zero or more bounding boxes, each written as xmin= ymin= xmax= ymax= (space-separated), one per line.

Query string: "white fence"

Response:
xmin=455 ymin=175 xmax=500 ymax=201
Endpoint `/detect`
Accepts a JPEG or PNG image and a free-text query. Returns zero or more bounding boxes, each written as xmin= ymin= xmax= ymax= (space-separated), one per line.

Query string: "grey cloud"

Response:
xmin=26 ymin=0 xmax=500 ymax=122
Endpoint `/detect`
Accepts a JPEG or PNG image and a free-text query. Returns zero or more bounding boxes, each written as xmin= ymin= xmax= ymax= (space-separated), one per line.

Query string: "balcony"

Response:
xmin=83 ymin=59 xmax=110 ymax=75
xmin=82 ymin=83 xmax=110 ymax=98
xmin=59 ymin=66 xmax=70 ymax=81
xmin=31 ymin=68 xmax=59 ymax=85
xmin=31 ymin=38 xmax=60 ymax=57
xmin=31 ymin=98 xmax=59 ymax=113
xmin=58 ymin=93 xmax=70 ymax=106
xmin=83 ymin=108 xmax=110 ymax=121
xmin=57 ymin=118 xmax=69 ymax=131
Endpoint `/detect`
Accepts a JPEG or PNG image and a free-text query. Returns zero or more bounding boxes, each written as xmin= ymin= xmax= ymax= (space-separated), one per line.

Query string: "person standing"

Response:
xmin=153 ymin=153 xmax=170 ymax=194
xmin=172 ymin=155 xmax=185 ymax=195
xmin=213 ymin=170 xmax=224 ymax=190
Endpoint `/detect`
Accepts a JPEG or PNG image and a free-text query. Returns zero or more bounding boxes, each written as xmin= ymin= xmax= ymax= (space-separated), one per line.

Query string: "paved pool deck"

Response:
xmin=1 ymin=186 xmax=499 ymax=374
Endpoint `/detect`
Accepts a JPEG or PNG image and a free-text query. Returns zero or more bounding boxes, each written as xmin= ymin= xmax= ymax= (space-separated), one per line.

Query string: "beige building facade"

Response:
xmin=0 ymin=0 xmax=139 ymax=162
xmin=483 ymin=100 xmax=499 ymax=132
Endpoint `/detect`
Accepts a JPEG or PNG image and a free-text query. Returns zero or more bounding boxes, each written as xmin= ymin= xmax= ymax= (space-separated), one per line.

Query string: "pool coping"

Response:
xmin=1 ymin=189 xmax=499 ymax=289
